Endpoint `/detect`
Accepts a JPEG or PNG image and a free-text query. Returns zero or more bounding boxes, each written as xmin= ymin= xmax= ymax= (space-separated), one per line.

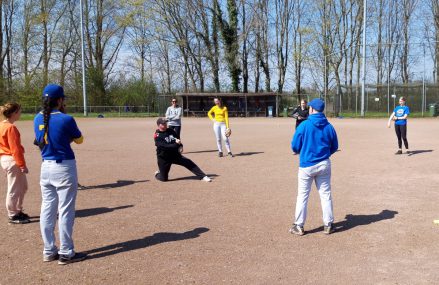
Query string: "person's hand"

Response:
xmin=387 ymin=122 xmax=391 ymax=128
xmin=175 ymin=139 xmax=181 ymax=144
xmin=392 ymin=116 xmax=397 ymax=121
xmin=20 ymin=167 xmax=29 ymax=174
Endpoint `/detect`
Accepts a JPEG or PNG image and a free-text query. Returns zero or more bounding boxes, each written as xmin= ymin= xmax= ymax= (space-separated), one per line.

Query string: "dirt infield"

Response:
xmin=1 ymin=117 xmax=439 ymax=284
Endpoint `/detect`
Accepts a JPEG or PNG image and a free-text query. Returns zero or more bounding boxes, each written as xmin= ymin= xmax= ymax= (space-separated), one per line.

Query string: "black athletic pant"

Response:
xmin=168 ymin=126 xmax=181 ymax=139
xmin=394 ymin=124 xmax=409 ymax=149
xmin=156 ymin=155 xmax=205 ymax=181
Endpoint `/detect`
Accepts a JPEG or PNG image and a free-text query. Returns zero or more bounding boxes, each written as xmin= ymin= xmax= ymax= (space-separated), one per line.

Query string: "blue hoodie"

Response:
xmin=291 ymin=112 xmax=338 ymax=168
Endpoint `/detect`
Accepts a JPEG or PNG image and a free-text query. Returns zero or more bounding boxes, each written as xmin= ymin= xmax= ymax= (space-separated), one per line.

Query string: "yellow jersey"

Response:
xmin=208 ymin=106 xmax=229 ymax=128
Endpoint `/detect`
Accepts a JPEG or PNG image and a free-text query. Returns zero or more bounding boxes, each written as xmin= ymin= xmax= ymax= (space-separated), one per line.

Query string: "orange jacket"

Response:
xmin=0 ymin=121 xmax=26 ymax=168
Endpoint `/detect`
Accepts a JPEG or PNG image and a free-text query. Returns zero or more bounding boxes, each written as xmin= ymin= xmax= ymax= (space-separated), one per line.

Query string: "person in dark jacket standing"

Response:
xmin=289 ymin=98 xmax=338 ymax=236
xmin=291 ymin=99 xmax=309 ymax=129
xmin=154 ymin=118 xmax=211 ymax=182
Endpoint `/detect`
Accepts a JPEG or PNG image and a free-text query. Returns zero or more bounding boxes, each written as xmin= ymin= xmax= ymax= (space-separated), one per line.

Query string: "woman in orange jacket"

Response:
xmin=0 ymin=103 xmax=29 ymax=224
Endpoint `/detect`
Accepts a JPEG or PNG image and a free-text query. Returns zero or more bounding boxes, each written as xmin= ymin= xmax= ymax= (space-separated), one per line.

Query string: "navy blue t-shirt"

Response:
xmin=34 ymin=110 xmax=82 ymax=160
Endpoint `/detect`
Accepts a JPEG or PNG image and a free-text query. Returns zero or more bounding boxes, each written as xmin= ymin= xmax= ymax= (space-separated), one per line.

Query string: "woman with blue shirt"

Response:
xmin=34 ymin=84 xmax=86 ymax=265
xmin=387 ymin=97 xmax=410 ymax=154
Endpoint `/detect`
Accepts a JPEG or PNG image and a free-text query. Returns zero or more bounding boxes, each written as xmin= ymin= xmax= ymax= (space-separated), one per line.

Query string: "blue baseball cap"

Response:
xmin=309 ymin=98 xmax=325 ymax=112
xmin=42 ymin=84 xmax=65 ymax=99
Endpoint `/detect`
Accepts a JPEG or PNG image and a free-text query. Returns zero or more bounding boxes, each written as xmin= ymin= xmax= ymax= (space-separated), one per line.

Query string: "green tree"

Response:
xmin=214 ymin=0 xmax=241 ymax=92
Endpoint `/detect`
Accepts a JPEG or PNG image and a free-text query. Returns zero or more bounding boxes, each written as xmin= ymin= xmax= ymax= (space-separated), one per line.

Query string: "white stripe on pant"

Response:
xmin=213 ymin=122 xmax=231 ymax=153
xmin=1 ymin=155 xmax=28 ymax=217
xmin=294 ymin=159 xmax=334 ymax=227
xmin=40 ymin=159 xmax=78 ymax=258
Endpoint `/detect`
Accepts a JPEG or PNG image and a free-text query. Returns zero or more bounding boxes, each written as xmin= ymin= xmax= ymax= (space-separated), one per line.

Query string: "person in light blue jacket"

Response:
xmin=289 ymin=98 xmax=338 ymax=236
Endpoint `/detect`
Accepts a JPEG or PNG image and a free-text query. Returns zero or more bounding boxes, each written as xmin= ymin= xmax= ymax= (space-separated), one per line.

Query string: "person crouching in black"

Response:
xmin=154 ymin=118 xmax=212 ymax=182
xmin=292 ymin=99 xmax=309 ymax=129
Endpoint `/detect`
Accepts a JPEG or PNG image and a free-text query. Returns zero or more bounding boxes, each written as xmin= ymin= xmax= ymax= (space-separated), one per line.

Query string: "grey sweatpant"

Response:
xmin=40 ymin=159 xmax=78 ymax=258
xmin=294 ymin=159 xmax=334 ymax=227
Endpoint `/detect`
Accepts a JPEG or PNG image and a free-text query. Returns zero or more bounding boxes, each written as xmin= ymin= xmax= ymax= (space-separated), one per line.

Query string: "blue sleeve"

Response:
xmin=406 ymin=106 xmax=410 ymax=115
xmin=33 ymin=115 xmax=43 ymax=141
xmin=291 ymin=124 xmax=304 ymax=153
xmin=66 ymin=116 xmax=82 ymax=139
xmin=330 ymin=127 xmax=338 ymax=155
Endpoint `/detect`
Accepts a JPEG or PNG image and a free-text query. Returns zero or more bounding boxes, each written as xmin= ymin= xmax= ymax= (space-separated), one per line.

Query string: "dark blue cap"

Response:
xmin=42 ymin=84 xmax=65 ymax=99
xmin=309 ymin=98 xmax=325 ymax=112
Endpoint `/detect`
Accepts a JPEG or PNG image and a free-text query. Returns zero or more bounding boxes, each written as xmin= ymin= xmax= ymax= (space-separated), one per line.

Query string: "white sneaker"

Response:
xmin=202 ymin=176 xmax=212 ymax=182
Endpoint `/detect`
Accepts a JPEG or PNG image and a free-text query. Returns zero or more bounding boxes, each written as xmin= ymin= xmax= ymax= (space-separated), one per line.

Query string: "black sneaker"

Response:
xmin=18 ymin=212 xmax=30 ymax=219
xmin=395 ymin=150 xmax=402 ymax=155
xmin=227 ymin=152 xmax=234 ymax=157
xmin=218 ymin=152 xmax=223 ymax=157
xmin=43 ymin=253 xmax=59 ymax=262
xmin=58 ymin=252 xmax=87 ymax=265
xmin=8 ymin=214 xmax=30 ymax=224
xmin=289 ymin=224 xmax=305 ymax=236
xmin=323 ymin=223 xmax=335 ymax=235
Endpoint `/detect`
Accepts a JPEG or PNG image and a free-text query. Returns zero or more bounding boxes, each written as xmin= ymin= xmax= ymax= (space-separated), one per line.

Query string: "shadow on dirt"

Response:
xmin=307 ymin=209 xmax=398 ymax=234
xmin=85 ymin=227 xmax=210 ymax=260
xmin=76 ymin=205 xmax=134 ymax=218
xmin=183 ymin=149 xmax=218 ymax=154
xmin=407 ymin=150 xmax=433 ymax=156
xmin=234 ymin=152 xmax=264 ymax=156
xmin=78 ymin=180 xmax=148 ymax=190
xmin=167 ymin=174 xmax=219 ymax=182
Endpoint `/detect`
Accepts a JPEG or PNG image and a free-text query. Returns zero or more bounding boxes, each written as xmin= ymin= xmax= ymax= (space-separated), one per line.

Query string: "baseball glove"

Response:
xmin=225 ymin=128 xmax=232 ymax=137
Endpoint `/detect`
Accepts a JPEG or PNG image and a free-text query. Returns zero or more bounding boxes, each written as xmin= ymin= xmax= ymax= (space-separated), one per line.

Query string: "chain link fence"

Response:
xmin=326 ymin=83 xmax=439 ymax=116
xmin=21 ymin=105 xmax=159 ymax=117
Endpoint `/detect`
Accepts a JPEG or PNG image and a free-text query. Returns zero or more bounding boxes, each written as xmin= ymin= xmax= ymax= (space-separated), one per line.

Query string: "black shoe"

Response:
xmin=58 ymin=252 xmax=87 ymax=265
xmin=43 ymin=253 xmax=59 ymax=262
xmin=227 ymin=152 xmax=234 ymax=157
xmin=18 ymin=212 xmax=30 ymax=219
xmin=395 ymin=150 xmax=402 ymax=155
xmin=323 ymin=223 xmax=335 ymax=235
xmin=218 ymin=152 xmax=223 ymax=157
xmin=8 ymin=214 xmax=30 ymax=224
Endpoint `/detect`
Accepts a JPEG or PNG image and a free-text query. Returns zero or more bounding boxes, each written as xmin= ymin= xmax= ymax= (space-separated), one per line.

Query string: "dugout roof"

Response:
xmin=173 ymin=92 xmax=280 ymax=117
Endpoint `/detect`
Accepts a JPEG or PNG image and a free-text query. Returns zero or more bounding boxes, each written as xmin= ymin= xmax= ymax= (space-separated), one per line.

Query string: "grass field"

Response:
xmin=1 ymin=117 xmax=439 ymax=284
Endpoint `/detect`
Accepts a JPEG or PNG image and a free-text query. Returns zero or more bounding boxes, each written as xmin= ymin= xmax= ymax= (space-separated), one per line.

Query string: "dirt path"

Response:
xmin=1 ymin=117 xmax=438 ymax=284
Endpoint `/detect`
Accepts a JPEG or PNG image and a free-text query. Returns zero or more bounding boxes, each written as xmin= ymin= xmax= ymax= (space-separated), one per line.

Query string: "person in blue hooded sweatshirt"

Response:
xmin=289 ymin=98 xmax=338 ymax=236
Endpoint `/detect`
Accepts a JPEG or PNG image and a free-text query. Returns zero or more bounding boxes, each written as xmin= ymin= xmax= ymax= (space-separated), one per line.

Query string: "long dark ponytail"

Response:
xmin=35 ymin=97 xmax=59 ymax=149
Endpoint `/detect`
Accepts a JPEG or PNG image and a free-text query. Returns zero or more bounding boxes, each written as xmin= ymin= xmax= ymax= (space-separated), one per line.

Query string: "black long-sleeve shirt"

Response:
xmin=154 ymin=128 xmax=182 ymax=160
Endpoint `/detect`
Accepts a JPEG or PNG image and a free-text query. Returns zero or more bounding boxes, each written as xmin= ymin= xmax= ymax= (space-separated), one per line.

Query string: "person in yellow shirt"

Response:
xmin=208 ymin=98 xmax=233 ymax=157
